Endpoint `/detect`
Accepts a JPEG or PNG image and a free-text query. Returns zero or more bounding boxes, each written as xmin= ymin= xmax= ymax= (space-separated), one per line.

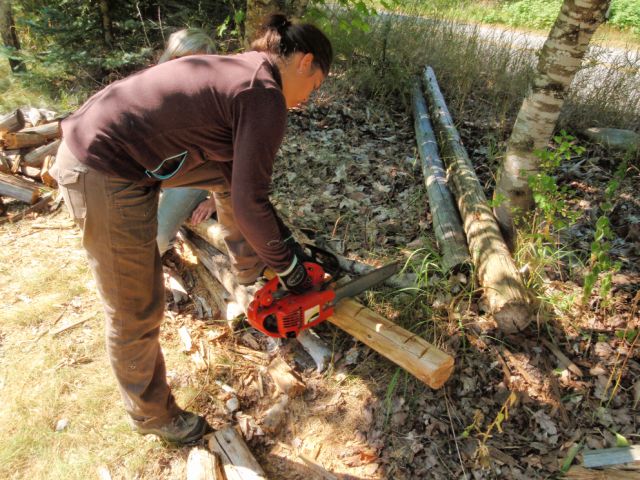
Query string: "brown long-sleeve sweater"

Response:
xmin=61 ymin=51 xmax=292 ymax=271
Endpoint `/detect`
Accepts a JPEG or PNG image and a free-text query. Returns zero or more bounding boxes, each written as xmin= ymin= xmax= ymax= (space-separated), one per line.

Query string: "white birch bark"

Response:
xmin=494 ymin=0 xmax=610 ymax=243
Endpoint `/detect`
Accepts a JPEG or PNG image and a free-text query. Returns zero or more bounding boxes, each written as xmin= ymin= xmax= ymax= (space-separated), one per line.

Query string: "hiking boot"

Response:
xmin=130 ymin=411 xmax=208 ymax=444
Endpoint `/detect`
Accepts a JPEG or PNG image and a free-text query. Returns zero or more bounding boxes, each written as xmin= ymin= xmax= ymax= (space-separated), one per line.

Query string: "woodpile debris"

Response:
xmin=0 ymin=108 xmax=62 ymax=215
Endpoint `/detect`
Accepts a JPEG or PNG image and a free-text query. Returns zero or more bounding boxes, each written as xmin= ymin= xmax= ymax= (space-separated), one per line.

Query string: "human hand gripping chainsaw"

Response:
xmin=247 ymin=244 xmax=399 ymax=339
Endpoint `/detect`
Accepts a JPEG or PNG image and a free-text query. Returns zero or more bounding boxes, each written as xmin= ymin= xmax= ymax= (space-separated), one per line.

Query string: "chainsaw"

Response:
xmin=247 ymin=246 xmax=399 ymax=339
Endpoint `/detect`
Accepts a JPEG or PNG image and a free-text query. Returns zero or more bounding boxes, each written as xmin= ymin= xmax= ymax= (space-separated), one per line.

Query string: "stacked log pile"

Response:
xmin=0 ymin=108 xmax=62 ymax=209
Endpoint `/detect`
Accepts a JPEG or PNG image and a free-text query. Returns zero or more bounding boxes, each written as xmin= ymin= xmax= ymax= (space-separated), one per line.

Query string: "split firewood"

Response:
xmin=186 ymin=447 xmax=225 ymax=480
xmin=9 ymin=154 xmax=22 ymax=174
xmin=260 ymin=394 xmax=289 ymax=434
xmin=164 ymin=266 xmax=189 ymax=305
xmin=296 ymin=328 xmax=332 ymax=373
xmin=411 ymin=80 xmax=471 ymax=273
xmin=0 ymin=171 xmax=41 ymax=204
xmin=40 ymin=155 xmax=57 ymax=188
xmin=1 ymin=121 xmax=61 ymax=150
xmin=0 ymin=154 xmax=12 ymax=173
xmin=0 ymin=109 xmax=25 ymax=134
xmin=422 ymin=66 xmax=533 ymax=333
xmin=267 ymin=356 xmax=305 ymax=397
xmin=207 ymin=426 xmax=267 ymax=480
xmin=23 ymin=139 xmax=60 ymax=168
xmin=19 ymin=164 xmax=42 ymax=179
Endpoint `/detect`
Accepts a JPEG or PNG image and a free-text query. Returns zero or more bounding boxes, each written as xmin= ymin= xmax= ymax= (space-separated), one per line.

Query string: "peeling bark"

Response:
xmin=494 ymin=0 xmax=610 ymax=245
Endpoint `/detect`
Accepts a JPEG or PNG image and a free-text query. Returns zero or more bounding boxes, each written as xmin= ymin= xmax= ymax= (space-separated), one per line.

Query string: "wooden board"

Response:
xmin=208 ymin=426 xmax=267 ymax=480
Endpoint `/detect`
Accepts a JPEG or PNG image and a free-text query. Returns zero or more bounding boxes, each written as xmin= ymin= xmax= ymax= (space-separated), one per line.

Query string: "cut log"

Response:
xmin=0 ymin=109 xmax=25 ymax=134
xmin=184 ymin=225 xmax=454 ymax=389
xmin=411 ymin=80 xmax=471 ymax=273
xmin=1 ymin=121 xmax=60 ymax=150
xmin=267 ymin=356 xmax=305 ymax=397
xmin=23 ymin=139 xmax=60 ymax=168
xmin=19 ymin=121 xmax=61 ymax=140
xmin=186 ymin=447 xmax=224 ymax=480
xmin=422 ymin=66 xmax=533 ymax=334
xmin=181 ymin=227 xmax=256 ymax=314
xmin=208 ymin=426 xmax=267 ymax=480
xmin=328 ymin=298 xmax=453 ymax=389
xmin=0 ymin=171 xmax=41 ymax=204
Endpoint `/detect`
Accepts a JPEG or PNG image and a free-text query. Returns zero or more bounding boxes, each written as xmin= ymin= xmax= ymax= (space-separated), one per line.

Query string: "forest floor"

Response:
xmin=0 ymin=88 xmax=639 ymax=479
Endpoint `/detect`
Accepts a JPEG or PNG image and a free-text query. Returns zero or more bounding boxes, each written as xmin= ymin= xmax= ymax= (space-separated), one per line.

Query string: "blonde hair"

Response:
xmin=158 ymin=28 xmax=216 ymax=64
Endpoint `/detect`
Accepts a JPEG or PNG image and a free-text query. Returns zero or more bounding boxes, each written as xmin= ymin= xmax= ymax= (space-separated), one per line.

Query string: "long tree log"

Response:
xmin=207 ymin=426 xmax=267 ymax=480
xmin=411 ymin=80 xmax=471 ymax=273
xmin=0 ymin=171 xmax=41 ymax=204
xmin=184 ymin=223 xmax=454 ymax=389
xmin=422 ymin=66 xmax=533 ymax=334
xmin=23 ymin=139 xmax=60 ymax=167
xmin=0 ymin=109 xmax=25 ymax=133
xmin=1 ymin=121 xmax=61 ymax=149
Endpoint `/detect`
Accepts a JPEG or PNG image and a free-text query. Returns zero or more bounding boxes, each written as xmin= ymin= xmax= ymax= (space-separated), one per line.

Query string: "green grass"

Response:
xmin=0 ymin=215 xmax=198 ymax=479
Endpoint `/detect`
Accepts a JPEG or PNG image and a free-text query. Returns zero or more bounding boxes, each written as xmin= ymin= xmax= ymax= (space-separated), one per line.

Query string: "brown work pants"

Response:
xmin=53 ymin=141 xmax=261 ymax=423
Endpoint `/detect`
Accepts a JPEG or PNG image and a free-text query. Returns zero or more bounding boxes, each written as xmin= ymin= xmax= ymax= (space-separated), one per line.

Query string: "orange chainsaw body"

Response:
xmin=247 ymin=262 xmax=335 ymax=338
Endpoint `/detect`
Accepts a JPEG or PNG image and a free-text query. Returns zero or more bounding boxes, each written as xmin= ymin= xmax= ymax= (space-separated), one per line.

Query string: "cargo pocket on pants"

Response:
xmin=57 ymin=167 xmax=87 ymax=220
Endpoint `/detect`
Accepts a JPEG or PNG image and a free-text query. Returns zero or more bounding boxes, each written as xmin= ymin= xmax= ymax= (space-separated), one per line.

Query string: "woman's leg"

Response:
xmin=53 ymin=141 xmax=205 ymax=441
xmin=157 ymin=188 xmax=209 ymax=255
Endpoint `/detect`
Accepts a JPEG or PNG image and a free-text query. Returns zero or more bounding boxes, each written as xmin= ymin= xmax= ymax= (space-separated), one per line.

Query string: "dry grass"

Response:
xmin=0 ymin=209 xmax=199 ymax=480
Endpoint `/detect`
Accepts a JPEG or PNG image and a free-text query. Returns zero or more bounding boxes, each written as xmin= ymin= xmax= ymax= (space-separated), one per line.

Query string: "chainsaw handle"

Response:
xmin=303 ymin=244 xmax=341 ymax=279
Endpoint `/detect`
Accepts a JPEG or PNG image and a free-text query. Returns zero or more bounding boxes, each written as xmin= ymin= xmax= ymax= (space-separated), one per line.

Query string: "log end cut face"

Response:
xmin=492 ymin=301 xmax=534 ymax=334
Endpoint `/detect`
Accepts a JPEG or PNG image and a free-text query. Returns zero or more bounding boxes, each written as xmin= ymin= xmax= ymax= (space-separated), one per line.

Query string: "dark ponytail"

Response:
xmin=251 ymin=14 xmax=333 ymax=76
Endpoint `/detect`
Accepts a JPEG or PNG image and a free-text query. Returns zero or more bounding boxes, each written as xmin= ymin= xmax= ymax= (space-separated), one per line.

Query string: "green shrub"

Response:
xmin=609 ymin=0 xmax=640 ymax=35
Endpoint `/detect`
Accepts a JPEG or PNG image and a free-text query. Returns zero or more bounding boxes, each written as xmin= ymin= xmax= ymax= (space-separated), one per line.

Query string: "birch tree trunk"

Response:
xmin=0 ymin=0 xmax=25 ymax=73
xmin=494 ymin=0 xmax=610 ymax=245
